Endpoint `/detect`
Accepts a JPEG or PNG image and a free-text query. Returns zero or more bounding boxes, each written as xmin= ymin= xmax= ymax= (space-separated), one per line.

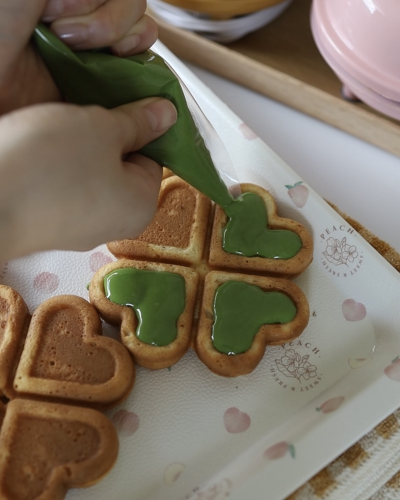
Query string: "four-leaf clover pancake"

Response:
xmin=101 ymin=177 xmax=312 ymax=376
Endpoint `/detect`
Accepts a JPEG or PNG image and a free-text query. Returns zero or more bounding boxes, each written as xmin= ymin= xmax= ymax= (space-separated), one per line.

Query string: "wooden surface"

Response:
xmin=154 ymin=0 xmax=400 ymax=157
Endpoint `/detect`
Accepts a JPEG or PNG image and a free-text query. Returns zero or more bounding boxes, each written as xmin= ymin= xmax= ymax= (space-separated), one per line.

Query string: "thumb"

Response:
xmin=0 ymin=0 xmax=47 ymax=70
xmin=111 ymin=97 xmax=178 ymax=154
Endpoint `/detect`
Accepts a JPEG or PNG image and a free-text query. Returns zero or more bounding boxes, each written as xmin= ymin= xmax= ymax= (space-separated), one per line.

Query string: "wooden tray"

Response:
xmin=154 ymin=0 xmax=400 ymax=157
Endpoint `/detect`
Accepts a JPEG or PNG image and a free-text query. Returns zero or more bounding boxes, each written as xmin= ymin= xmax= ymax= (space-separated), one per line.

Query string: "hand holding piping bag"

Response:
xmin=34 ymin=22 xmax=237 ymax=207
xmin=0 ymin=0 xmax=177 ymax=260
xmin=0 ymin=0 xmax=159 ymax=114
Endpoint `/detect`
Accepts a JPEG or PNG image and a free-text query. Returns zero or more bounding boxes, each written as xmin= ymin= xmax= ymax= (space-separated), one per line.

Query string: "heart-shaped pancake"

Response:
xmin=195 ymin=271 xmax=310 ymax=377
xmin=13 ymin=295 xmax=134 ymax=409
xmin=0 ymin=399 xmax=118 ymax=500
xmin=0 ymin=286 xmax=30 ymax=399
xmin=107 ymin=175 xmax=211 ymax=266
xmin=209 ymin=183 xmax=313 ymax=278
xmin=89 ymin=260 xmax=199 ymax=370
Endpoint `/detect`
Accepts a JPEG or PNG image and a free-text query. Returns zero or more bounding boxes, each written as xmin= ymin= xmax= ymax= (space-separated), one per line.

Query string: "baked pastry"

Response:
xmin=0 ymin=291 xmax=126 ymax=499
xmin=0 ymin=398 xmax=118 ymax=500
xmin=209 ymin=183 xmax=313 ymax=278
xmin=89 ymin=259 xmax=199 ymax=370
xmin=195 ymin=271 xmax=309 ymax=377
xmin=13 ymin=295 xmax=135 ymax=409
xmin=108 ymin=175 xmax=212 ymax=267
xmin=0 ymin=286 xmax=30 ymax=399
xmin=95 ymin=177 xmax=312 ymax=376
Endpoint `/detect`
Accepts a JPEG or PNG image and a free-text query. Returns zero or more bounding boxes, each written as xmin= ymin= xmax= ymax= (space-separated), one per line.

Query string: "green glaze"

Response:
xmin=104 ymin=268 xmax=185 ymax=346
xmin=223 ymin=192 xmax=302 ymax=259
xmin=34 ymin=25 xmax=233 ymax=208
xmin=212 ymin=281 xmax=297 ymax=355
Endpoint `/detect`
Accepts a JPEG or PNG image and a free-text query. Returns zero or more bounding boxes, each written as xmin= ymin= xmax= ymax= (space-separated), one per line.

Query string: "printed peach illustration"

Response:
xmin=316 ymin=396 xmax=345 ymax=413
xmin=111 ymin=409 xmax=140 ymax=436
xmin=89 ymin=251 xmax=113 ymax=272
xmin=348 ymin=357 xmax=372 ymax=369
xmin=239 ymin=122 xmax=258 ymax=140
xmin=384 ymin=357 xmax=400 ymax=381
xmin=164 ymin=462 xmax=185 ymax=485
xmin=285 ymin=181 xmax=309 ymax=208
xmin=223 ymin=407 xmax=251 ymax=433
xmin=190 ymin=479 xmax=233 ymax=500
xmin=342 ymin=299 xmax=367 ymax=321
xmin=263 ymin=441 xmax=295 ymax=460
xmin=33 ymin=272 xmax=59 ymax=293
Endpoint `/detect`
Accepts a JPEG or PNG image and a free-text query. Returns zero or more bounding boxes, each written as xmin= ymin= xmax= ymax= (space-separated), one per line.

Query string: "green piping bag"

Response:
xmin=33 ymin=24 xmax=234 ymax=208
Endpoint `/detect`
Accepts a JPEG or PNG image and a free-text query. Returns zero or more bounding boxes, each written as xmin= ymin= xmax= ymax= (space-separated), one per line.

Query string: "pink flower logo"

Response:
xmin=275 ymin=349 xmax=317 ymax=382
xmin=323 ymin=237 xmax=358 ymax=267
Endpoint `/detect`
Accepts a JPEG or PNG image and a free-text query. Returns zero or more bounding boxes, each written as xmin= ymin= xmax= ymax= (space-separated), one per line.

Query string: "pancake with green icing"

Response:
xmin=209 ymin=183 xmax=313 ymax=278
xmin=95 ymin=178 xmax=312 ymax=376
xmin=195 ymin=271 xmax=310 ymax=377
xmin=89 ymin=259 xmax=199 ymax=370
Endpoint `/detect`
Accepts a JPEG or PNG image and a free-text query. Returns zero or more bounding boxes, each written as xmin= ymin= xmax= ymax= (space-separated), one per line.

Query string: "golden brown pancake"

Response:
xmin=97 ymin=176 xmax=313 ymax=376
xmin=195 ymin=271 xmax=310 ymax=377
xmin=0 ymin=399 xmax=118 ymax=500
xmin=13 ymin=295 xmax=135 ymax=409
xmin=0 ymin=285 xmax=30 ymax=400
xmin=90 ymin=259 xmax=199 ymax=370
xmin=209 ymin=183 xmax=313 ymax=278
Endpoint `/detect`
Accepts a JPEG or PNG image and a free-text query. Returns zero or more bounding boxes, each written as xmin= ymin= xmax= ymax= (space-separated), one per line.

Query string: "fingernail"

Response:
xmin=42 ymin=0 xmax=63 ymax=21
xmin=145 ymin=100 xmax=177 ymax=132
xmin=52 ymin=23 xmax=89 ymax=46
xmin=113 ymin=34 xmax=141 ymax=57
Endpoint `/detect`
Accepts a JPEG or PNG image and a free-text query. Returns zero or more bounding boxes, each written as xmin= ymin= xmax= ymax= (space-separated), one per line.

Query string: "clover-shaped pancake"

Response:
xmin=0 ymin=286 xmax=130 ymax=499
xmin=14 ymin=294 xmax=135 ymax=409
xmin=0 ymin=399 xmax=118 ymax=500
xmin=90 ymin=259 xmax=199 ymax=370
xmin=93 ymin=178 xmax=312 ymax=376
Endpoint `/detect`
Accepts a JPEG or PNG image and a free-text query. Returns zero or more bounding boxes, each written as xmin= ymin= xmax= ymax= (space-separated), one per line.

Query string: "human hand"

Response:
xmin=0 ymin=97 xmax=177 ymax=261
xmin=0 ymin=0 xmax=158 ymax=114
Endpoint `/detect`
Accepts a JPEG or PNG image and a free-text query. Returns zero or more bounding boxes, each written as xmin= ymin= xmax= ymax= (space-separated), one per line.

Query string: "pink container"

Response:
xmin=311 ymin=0 xmax=400 ymax=120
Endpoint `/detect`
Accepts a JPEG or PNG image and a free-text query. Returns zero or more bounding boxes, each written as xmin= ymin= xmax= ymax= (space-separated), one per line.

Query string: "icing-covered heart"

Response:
xmin=13 ymin=295 xmax=134 ymax=409
xmin=223 ymin=192 xmax=302 ymax=259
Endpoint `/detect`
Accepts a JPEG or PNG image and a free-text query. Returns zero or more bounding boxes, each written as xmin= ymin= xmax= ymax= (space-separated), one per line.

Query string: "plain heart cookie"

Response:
xmin=13 ymin=295 xmax=135 ymax=409
xmin=0 ymin=398 xmax=118 ymax=500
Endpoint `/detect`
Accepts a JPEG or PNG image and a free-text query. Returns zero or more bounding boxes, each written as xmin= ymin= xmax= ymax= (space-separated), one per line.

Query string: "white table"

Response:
xmin=187 ymin=64 xmax=400 ymax=252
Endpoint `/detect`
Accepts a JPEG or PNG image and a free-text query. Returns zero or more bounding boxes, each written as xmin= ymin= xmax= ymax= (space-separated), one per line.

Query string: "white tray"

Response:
xmin=2 ymin=42 xmax=400 ymax=500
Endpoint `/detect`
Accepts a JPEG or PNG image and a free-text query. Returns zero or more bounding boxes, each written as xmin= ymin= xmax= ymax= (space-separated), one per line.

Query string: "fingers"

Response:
xmin=121 ymin=153 xmax=163 ymax=236
xmin=48 ymin=0 xmax=158 ymax=53
xmin=42 ymin=0 xmax=108 ymax=21
xmin=0 ymin=0 xmax=47 ymax=71
xmin=111 ymin=15 xmax=158 ymax=56
xmin=110 ymin=98 xmax=177 ymax=154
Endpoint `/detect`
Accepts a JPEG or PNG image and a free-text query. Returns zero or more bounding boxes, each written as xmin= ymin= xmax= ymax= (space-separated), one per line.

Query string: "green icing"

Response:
xmin=34 ymin=25 xmax=233 ymax=208
xmin=211 ymin=281 xmax=297 ymax=355
xmin=104 ymin=268 xmax=185 ymax=346
xmin=223 ymin=192 xmax=302 ymax=259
